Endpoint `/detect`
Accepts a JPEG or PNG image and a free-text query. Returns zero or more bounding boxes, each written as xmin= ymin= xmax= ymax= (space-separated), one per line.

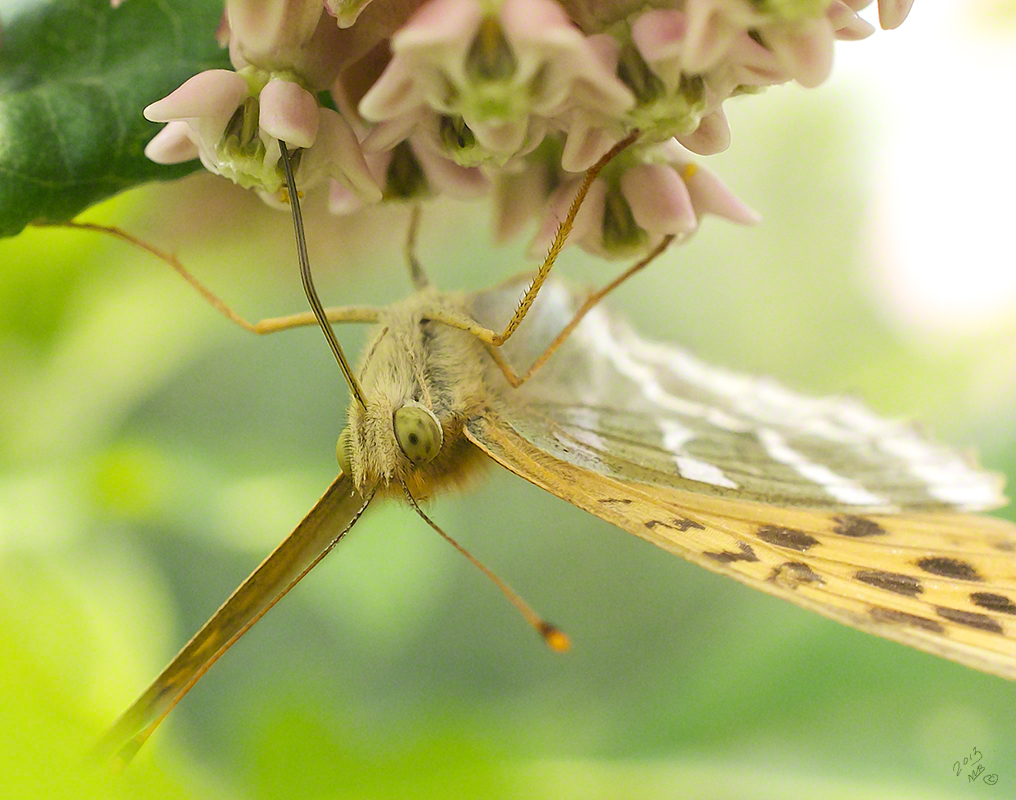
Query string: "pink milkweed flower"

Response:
xmin=323 ymin=0 xmax=375 ymax=28
xmin=612 ymin=0 xmax=861 ymax=157
xmin=329 ymin=71 xmax=489 ymax=213
xmin=828 ymin=1 xmax=876 ymax=40
xmin=362 ymin=105 xmax=548 ymax=169
xmin=226 ymin=0 xmax=346 ymax=90
xmin=606 ymin=21 xmax=733 ymax=154
xmin=144 ymin=68 xmax=380 ymax=207
xmin=328 ymin=137 xmax=488 ymax=214
xmin=867 ymin=0 xmax=915 ymax=31
xmin=659 ymin=0 xmax=836 ymax=90
xmin=493 ymin=158 xmax=555 ymax=242
xmin=358 ymin=0 xmax=634 ymax=167
xmin=608 ymin=23 xmax=709 ymax=144
xmin=143 ymin=0 xmax=918 ymax=213
xmin=527 ymin=138 xmax=759 ymax=259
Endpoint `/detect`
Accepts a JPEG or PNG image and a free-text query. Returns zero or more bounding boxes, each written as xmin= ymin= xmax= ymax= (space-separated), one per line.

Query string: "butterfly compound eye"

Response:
xmin=393 ymin=405 xmax=443 ymax=465
xmin=336 ymin=427 xmax=354 ymax=477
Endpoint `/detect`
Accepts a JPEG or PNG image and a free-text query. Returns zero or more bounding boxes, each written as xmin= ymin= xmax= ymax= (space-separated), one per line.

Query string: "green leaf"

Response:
xmin=0 ymin=0 xmax=231 ymax=238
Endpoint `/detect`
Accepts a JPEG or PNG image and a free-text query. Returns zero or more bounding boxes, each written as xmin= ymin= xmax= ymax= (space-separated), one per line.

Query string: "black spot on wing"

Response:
xmin=768 ymin=561 xmax=824 ymax=589
xmin=704 ymin=542 xmax=758 ymax=564
xmin=645 ymin=518 xmax=706 ymax=532
xmin=970 ymin=592 xmax=1016 ymax=615
xmin=870 ymin=607 xmax=945 ymax=634
xmin=993 ymin=539 xmax=1016 ymax=553
xmin=936 ymin=606 xmax=1003 ymax=634
xmin=855 ymin=570 xmax=923 ymax=598
xmin=598 ymin=497 xmax=633 ymax=505
xmin=757 ymin=525 xmax=819 ymax=552
xmin=832 ymin=516 xmax=886 ymax=538
xmin=916 ymin=557 xmax=983 ymax=582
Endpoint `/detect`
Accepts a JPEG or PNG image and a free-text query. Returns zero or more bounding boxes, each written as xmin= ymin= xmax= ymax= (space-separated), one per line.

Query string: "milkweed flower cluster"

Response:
xmin=141 ymin=0 xmax=914 ymax=257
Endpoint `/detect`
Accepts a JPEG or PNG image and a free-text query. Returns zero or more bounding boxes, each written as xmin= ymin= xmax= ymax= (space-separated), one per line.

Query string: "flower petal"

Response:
xmin=493 ymin=163 xmax=548 ymax=241
xmin=676 ymin=106 xmax=730 ymax=155
xmin=528 ymin=178 xmax=606 ymax=258
xmin=828 ymin=1 xmax=875 ymax=40
xmin=328 ymin=179 xmax=360 ymax=214
xmin=877 ymin=0 xmax=915 ymax=30
xmin=727 ymin=31 xmax=787 ymax=85
xmin=329 ymin=151 xmax=389 ymax=213
xmin=259 ymin=79 xmax=320 ymax=148
xmin=227 ymin=0 xmax=347 ymax=89
xmin=144 ymin=120 xmax=199 ymax=164
xmin=395 ymin=0 xmax=482 ymax=50
xmin=362 ymin=114 xmax=422 ymax=152
xmin=631 ymin=10 xmax=686 ymax=64
xmin=325 ymin=0 xmax=376 ymax=29
xmin=560 ymin=112 xmax=619 ymax=172
xmin=621 ymin=163 xmax=697 ymax=236
xmin=226 ymin=0 xmax=325 ymax=65
xmin=683 ymin=4 xmax=736 ymax=73
xmin=144 ymin=70 xmax=248 ymax=123
xmin=768 ymin=17 xmax=836 ymax=88
xmin=359 ymin=53 xmax=425 ymax=121
xmin=315 ymin=109 xmax=383 ymax=202
xmin=563 ymin=33 xmax=634 ymax=117
xmin=413 ymin=143 xmax=489 ymax=198
xmin=215 ymin=9 xmax=231 ymax=47
xmin=500 ymin=0 xmax=630 ymax=114
xmin=684 ymin=164 xmax=760 ymax=226
xmin=470 ymin=117 xmax=530 ymax=157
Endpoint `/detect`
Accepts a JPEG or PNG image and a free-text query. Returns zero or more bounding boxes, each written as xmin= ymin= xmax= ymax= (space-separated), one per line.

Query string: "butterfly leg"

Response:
xmin=35 ymin=220 xmax=383 ymax=334
xmin=491 ymin=233 xmax=677 ymax=387
xmin=404 ymin=203 xmax=430 ymax=290
xmin=430 ymin=233 xmax=676 ymax=388
xmin=254 ymin=306 xmax=381 ymax=332
xmin=424 ymin=130 xmax=642 ymax=350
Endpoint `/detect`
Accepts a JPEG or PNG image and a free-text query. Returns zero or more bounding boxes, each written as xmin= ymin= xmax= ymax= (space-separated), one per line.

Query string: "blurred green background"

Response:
xmin=2 ymin=3 xmax=1016 ymax=798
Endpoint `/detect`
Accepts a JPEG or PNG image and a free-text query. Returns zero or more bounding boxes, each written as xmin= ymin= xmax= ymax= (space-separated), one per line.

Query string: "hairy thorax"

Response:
xmin=344 ymin=288 xmax=492 ymax=499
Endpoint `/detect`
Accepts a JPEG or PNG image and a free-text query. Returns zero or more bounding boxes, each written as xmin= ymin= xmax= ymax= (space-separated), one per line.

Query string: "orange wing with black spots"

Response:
xmin=463 ymin=278 xmax=1016 ymax=680
xmin=466 ymin=408 xmax=1016 ymax=680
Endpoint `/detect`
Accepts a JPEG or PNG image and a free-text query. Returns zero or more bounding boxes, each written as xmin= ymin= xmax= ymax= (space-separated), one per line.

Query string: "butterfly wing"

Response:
xmin=467 ymin=277 xmax=1005 ymax=513
xmin=99 ymin=474 xmax=370 ymax=764
xmin=466 ymin=413 xmax=1016 ymax=680
xmin=464 ymin=278 xmax=1016 ymax=680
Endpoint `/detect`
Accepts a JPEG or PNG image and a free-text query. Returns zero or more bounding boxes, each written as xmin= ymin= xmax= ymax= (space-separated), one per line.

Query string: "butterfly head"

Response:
xmin=336 ymin=398 xmax=445 ymax=492
xmin=333 ymin=296 xmax=492 ymax=497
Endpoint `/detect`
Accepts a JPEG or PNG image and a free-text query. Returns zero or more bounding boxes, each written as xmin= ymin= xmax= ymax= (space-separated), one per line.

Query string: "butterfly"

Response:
xmin=93 ymin=141 xmax=1016 ymax=765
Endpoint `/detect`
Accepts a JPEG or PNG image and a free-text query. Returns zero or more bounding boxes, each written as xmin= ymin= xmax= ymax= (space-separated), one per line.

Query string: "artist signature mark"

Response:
xmin=953 ymin=746 xmax=999 ymax=786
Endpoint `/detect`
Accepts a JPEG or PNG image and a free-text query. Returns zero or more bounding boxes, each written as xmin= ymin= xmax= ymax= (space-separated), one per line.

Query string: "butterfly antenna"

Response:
xmin=278 ymin=141 xmax=367 ymax=409
xmin=401 ymin=482 xmax=570 ymax=653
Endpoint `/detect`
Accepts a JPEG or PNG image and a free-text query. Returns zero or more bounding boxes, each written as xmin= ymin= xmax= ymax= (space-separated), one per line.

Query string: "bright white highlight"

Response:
xmin=758 ymin=428 xmax=887 ymax=507
xmin=878 ymin=437 xmax=1002 ymax=510
xmin=554 ymin=287 xmax=1003 ymax=511
xmin=856 ymin=1 xmax=1016 ymax=336
xmin=659 ymin=418 xmax=739 ymax=489
xmin=582 ymin=306 xmax=749 ymax=430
